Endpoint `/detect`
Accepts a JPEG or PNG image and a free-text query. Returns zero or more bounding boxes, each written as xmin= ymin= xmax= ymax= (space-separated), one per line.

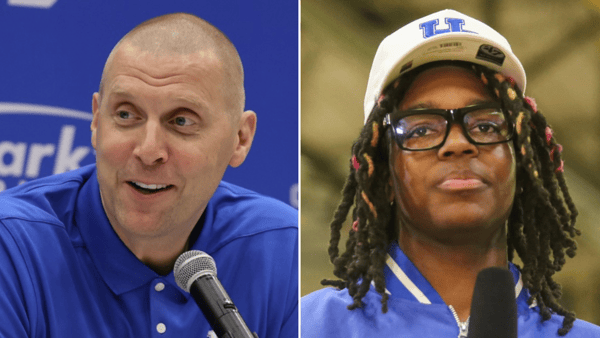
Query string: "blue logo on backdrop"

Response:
xmin=419 ymin=18 xmax=477 ymax=39
xmin=0 ymin=102 xmax=95 ymax=192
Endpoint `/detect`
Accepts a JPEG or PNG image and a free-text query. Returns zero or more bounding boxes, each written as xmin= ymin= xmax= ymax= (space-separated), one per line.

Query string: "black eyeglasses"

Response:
xmin=383 ymin=102 xmax=515 ymax=151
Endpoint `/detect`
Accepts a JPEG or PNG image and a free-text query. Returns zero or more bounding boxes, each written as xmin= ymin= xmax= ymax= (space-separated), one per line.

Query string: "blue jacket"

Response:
xmin=302 ymin=242 xmax=600 ymax=337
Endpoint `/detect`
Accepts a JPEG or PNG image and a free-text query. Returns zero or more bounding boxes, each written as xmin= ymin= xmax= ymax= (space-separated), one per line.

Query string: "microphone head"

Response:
xmin=174 ymin=250 xmax=217 ymax=293
xmin=468 ymin=267 xmax=518 ymax=338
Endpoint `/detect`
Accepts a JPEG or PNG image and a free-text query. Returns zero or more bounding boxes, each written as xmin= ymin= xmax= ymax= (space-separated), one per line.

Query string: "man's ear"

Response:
xmin=229 ymin=110 xmax=257 ymax=168
xmin=91 ymin=92 xmax=101 ymax=150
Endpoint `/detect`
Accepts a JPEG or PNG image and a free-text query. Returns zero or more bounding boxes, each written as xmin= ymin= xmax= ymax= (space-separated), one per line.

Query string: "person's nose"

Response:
xmin=437 ymin=124 xmax=479 ymax=159
xmin=132 ymin=120 xmax=169 ymax=166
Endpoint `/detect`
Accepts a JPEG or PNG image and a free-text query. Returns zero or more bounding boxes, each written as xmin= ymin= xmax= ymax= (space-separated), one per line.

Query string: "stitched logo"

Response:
xmin=419 ymin=18 xmax=477 ymax=39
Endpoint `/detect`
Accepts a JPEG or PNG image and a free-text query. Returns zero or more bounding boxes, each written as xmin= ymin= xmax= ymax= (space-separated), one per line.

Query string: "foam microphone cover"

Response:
xmin=467 ymin=267 xmax=517 ymax=338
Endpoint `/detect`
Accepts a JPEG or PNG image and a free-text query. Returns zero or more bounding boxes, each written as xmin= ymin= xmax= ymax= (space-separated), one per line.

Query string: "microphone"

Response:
xmin=467 ymin=267 xmax=517 ymax=338
xmin=174 ymin=250 xmax=255 ymax=338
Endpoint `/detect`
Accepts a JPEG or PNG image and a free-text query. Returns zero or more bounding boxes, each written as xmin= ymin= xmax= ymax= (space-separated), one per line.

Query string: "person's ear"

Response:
xmin=229 ymin=110 xmax=257 ymax=167
xmin=388 ymin=177 xmax=396 ymax=203
xmin=91 ymin=92 xmax=101 ymax=150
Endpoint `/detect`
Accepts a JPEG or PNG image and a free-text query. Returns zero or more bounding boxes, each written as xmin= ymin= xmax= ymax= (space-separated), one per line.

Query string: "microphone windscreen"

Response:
xmin=467 ymin=267 xmax=517 ymax=338
xmin=174 ymin=250 xmax=217 ymax=293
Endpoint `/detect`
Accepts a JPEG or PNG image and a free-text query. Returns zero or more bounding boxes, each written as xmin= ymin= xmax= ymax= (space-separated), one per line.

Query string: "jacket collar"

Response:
xmin=383 ymin=241 xmax=529 ymax=306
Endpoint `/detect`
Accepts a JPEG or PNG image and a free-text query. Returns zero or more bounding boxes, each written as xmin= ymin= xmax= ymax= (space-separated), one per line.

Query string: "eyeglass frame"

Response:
xmin=382 ymin=102 xmax=515 ymax=151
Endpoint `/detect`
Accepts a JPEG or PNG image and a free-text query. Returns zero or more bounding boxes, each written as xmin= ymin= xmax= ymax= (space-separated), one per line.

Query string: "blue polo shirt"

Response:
xmin=0 ymin=164 xmax=298 ymax=337
xmin=301 ymin=242 xmax=600 ymax=337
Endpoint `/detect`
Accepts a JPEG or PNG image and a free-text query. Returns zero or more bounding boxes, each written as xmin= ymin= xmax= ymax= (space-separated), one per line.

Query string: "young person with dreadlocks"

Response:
xmin=301 ymin=9 xmax=600 ymax=338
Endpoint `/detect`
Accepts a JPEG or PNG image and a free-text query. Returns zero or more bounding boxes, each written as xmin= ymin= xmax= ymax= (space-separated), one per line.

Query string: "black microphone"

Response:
xmin=174 ymin=250 xmax=255 ymax=338
xmin=467 ymin=267 xmax=518 ymax=338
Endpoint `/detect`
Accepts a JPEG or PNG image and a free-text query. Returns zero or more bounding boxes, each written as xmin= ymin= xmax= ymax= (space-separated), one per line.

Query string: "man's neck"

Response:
xmin=111 ymin=221 xmax=197 ymax=276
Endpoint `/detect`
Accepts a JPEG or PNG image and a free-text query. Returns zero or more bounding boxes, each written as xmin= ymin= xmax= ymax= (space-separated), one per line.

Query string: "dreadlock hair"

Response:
xmin=321 ymin=60 xmax=580 ymax=336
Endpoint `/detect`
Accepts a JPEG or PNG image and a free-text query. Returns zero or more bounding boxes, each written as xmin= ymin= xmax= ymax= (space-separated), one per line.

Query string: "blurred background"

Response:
xmin=301 ymin=0 xmax=600 ymax=324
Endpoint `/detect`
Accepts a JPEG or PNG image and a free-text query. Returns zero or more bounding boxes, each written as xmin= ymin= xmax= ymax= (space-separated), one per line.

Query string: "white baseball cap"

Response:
xmin=363 ymin=9 xmax=526 ymax=123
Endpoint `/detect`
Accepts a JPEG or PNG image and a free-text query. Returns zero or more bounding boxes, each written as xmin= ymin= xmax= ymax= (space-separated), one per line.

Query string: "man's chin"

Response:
xmin=112 ymin=211 xmax=171 ymax=237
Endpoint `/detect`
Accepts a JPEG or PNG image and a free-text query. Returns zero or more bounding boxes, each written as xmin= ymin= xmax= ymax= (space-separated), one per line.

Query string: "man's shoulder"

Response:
xmin=198 ymin=181 xmax=297 ymax=253
xmin=0 ymin=165 xmax=95 ymax=226
xmin=211 ymin=181 xmax=298 ymax=227
xmin=0 ymin=166 xmax=96 ymax=282
xmin=215 ymin=181 xmax=295 ymax=207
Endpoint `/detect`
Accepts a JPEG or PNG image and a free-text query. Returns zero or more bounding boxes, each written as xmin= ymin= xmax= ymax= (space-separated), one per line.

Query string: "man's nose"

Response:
xmin=132 ymin=120 xmax=169 ymax=166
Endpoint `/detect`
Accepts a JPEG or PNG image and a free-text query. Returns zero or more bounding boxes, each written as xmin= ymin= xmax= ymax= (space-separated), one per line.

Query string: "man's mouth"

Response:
xmin=127 ymin=181 xmax=173 ymax=194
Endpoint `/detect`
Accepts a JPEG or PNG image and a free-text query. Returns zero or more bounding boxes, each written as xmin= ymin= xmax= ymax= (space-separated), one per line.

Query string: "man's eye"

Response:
xmin=173 ymin=116 xmax=194 ymax=127
xmin=118 ymin=111 xmax=131 ymax=119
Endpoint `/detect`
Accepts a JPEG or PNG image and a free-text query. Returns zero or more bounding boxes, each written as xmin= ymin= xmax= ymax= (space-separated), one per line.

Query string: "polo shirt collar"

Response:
xmin=383 ymin=241 xmax=526 ymax=305
xmin=76 ymin=170 xmax=159 ymax=295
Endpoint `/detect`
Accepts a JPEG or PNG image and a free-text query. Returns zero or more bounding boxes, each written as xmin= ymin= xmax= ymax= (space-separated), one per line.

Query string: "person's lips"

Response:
xmin=438 ymin=178 xmax=485 ymax=190
xmin=437 ymin=171 xmax=487 ymax=191
xmin=126 ymin=180 xmax=175 ymax=195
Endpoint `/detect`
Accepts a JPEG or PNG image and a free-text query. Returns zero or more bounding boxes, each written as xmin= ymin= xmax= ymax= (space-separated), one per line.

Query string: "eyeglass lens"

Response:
xmin=394 ymin=107 xmax=510 ymax=150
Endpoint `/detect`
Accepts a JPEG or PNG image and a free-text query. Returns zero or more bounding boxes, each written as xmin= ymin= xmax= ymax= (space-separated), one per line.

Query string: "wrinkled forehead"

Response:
xmin=101 ymin=43 xmax=225 ymax=97
xmin=111 ymin=43 xmax=223 ymax=73
xmin=99 ymin=16 xmax=245 ymax=114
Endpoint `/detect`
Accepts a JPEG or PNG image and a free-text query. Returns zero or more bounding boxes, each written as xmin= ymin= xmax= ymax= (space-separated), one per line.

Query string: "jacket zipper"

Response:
xmin=448 ymin=305 xmax=469 ymax=338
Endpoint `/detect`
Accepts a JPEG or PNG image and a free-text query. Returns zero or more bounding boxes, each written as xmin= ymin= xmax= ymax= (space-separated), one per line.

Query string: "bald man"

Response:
xmin=0 ymin=13 xmax=298 ymax=338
